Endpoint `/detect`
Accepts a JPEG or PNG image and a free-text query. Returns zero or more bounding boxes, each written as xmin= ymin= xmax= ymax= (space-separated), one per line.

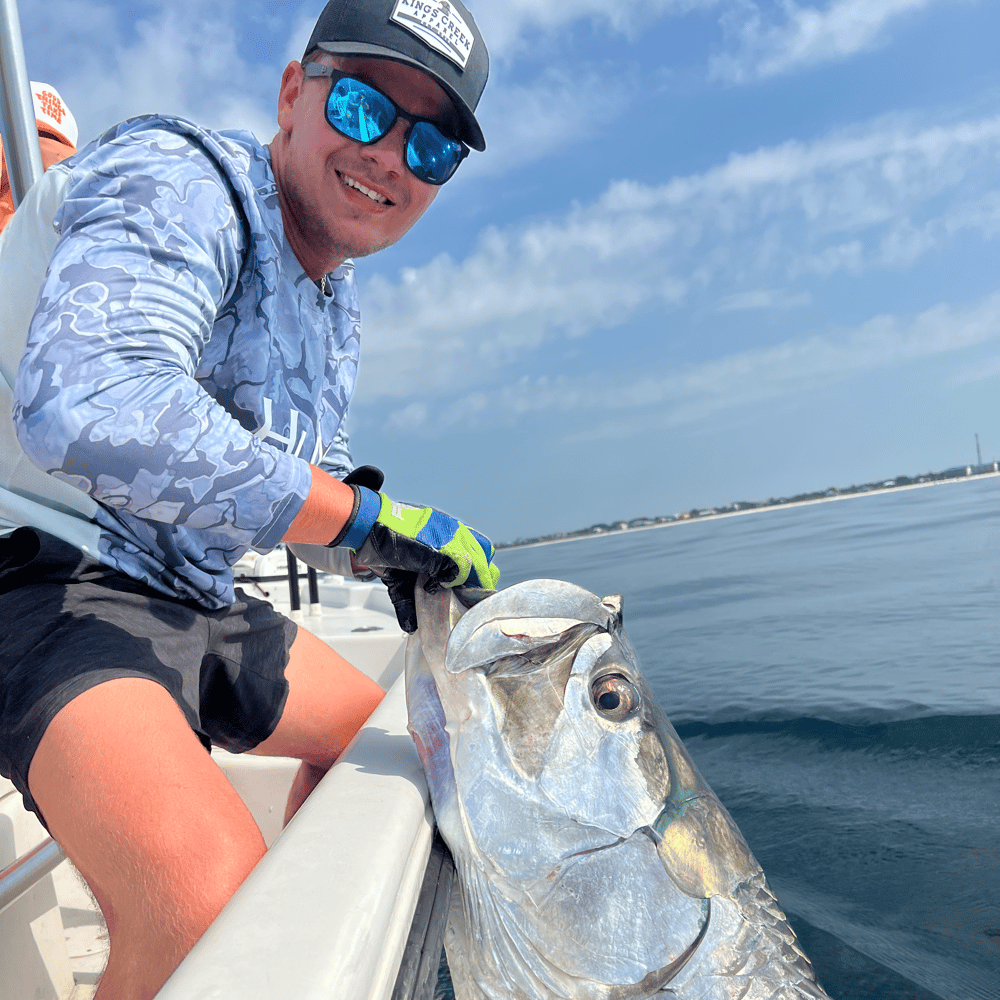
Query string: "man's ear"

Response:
xmin=277 ymin=61 xmax=305 ymax=134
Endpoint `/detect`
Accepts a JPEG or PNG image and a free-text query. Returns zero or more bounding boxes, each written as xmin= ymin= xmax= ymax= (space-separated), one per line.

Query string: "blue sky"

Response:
xmin=15 ymin=0 xmax=1000 ymax=543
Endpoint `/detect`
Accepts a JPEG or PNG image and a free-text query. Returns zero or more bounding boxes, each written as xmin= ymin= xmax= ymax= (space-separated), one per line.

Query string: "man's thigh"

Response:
xmin=250 ymin=624 xmax=384 ymax=768
xmin=27 ymin=677 xmax=266 ymax=965
xmin=0 ymin=528 xmax=295 ymax=822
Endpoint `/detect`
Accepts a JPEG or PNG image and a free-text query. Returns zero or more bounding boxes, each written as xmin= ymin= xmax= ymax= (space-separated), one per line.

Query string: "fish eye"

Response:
xmin=591 ymin=674 xmax=639 ymax=721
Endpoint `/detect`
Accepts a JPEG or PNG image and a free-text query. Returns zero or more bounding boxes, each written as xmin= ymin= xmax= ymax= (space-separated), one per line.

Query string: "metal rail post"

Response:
xmin=0 ymin=837 xmax=66 ymax=914
xmin=0 ymin=0 xmax=43 ymax=208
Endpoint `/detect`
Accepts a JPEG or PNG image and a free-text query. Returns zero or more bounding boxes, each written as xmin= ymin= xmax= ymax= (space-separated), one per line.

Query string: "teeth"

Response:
xmin=343 ymin=174 xmax=388 ymax=204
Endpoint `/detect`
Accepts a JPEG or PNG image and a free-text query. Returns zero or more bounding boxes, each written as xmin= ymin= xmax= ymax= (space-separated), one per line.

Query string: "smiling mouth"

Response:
xmin=339 ymin=171 xmax=393 ymax=206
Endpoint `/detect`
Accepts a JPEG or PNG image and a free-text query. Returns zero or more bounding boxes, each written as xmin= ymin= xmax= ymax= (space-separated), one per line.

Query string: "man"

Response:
xmin=0 ymin=80 xmax=78 ymax=232
xmin=0 ymin=2 xmax=495 ymax=998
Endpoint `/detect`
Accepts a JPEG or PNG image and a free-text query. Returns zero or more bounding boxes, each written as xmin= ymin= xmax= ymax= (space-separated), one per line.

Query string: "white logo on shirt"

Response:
xmin=253 ymin=398 xmax=321 ymax=463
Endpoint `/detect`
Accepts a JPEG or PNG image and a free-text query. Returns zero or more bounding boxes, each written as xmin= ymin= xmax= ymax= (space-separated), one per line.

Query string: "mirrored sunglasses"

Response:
xmin=303 ymin=64 xmax=468 ymax=186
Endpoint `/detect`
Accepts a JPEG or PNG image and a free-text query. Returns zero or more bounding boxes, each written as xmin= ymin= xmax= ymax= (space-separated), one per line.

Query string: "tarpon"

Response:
xmin=405 ymin=579 xmax=831 ymax=1000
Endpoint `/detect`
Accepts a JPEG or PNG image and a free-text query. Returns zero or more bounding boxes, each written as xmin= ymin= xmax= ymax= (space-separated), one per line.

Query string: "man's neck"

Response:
xmin=268 ymin=138 xmax=345 ymax=282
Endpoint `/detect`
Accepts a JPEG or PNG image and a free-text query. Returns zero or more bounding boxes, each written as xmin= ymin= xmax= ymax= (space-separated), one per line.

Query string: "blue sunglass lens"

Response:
xmin=328 ymin=79 xmax=395 ymax=143
xmin=325 ymin=76 xmax=464 ymax=185
xmin=406 ymin=121 xmax=463 ymax=185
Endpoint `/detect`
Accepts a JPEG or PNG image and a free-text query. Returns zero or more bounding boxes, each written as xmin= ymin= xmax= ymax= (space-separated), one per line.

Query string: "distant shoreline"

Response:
xmin=502 ymin=471 xmax=1000 ymax=551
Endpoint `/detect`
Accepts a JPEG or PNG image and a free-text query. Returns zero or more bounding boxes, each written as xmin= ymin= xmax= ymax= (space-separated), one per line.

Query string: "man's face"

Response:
xmin=273 ymin=54 xmax=454 ymax=274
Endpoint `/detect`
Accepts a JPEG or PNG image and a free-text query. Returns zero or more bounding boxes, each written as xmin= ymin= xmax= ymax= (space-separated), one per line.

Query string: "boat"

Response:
xmin=0 ymin=2 xmax=452 ymax=994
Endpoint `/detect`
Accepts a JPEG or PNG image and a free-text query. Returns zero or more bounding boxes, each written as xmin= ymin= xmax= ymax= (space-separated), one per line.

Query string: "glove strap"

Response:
xmin=327 ymin=485 xmax=382 ymax=550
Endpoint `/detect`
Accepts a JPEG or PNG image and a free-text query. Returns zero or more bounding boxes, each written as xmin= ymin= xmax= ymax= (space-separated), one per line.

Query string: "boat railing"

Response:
xmin=391 ymin=833 xmax=454 ymax=1000
xmin=0 ymin=0 xmax=43 ymax=207
xmin=0 ymin=836 xmax=65 ymax=915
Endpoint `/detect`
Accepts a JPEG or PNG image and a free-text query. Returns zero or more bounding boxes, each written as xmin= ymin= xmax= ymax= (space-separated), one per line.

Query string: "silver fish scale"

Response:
xmin=407 ymin=581 xmax=832 ymax=1000
xmin=663 ymin=873 xmax=828 ymax=999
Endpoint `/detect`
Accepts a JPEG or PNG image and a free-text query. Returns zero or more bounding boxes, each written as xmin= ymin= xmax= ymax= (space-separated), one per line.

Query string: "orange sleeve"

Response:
xmin=0 ymin=144 xmax=13 ymax=235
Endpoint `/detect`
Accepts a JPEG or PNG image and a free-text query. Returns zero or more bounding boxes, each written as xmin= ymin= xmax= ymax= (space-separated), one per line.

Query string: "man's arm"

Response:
xmin=13 ymin=122 xmax=313 ymax=556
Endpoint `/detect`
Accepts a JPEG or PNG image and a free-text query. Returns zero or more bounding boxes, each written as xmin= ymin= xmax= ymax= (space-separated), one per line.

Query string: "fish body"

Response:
xmin=405 ymin=579 xmax=830 ymax=1000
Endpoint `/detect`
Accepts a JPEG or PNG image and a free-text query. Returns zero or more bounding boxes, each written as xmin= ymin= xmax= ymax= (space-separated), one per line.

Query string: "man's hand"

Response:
xmin=330 ymin=486 xmax=500 ymax=632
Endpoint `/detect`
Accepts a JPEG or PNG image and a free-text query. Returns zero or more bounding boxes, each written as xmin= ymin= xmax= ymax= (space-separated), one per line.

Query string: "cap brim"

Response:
xmin=36 ymin=123 xmax=76 ymax=149
xmin=311 ymin=42 xmax=486 ymax=152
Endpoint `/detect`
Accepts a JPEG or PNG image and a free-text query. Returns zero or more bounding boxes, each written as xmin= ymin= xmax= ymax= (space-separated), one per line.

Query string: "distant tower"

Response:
xmin=976 ymin=433 xmax=982 ymax=467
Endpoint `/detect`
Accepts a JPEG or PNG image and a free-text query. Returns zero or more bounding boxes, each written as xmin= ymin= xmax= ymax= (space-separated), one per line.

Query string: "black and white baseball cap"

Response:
xmin=304 ymin=0 xmax=489 ymax=151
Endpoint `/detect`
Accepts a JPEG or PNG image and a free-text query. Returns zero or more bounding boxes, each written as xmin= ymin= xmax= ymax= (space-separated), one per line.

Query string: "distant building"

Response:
xmin=497 ymin=456 xmax=998 ymax=549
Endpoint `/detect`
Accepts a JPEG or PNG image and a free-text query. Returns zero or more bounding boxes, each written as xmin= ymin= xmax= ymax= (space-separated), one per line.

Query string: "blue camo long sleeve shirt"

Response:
xmin=11 ymin=116 xmax=361 ymax=608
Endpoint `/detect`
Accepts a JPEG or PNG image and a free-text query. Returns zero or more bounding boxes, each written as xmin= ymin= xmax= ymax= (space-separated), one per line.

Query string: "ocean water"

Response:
xmin=438 ymin=476 xmax=1000 ymax=1000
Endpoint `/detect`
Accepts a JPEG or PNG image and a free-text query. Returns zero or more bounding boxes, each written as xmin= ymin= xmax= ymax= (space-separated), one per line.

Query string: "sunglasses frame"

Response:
xmin=303 ymin=63 xmax=469 ymax=186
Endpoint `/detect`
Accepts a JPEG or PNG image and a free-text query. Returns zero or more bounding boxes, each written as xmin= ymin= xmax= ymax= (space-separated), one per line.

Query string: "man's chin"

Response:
xmin=330 ymin=227 xmax=403 ymax=261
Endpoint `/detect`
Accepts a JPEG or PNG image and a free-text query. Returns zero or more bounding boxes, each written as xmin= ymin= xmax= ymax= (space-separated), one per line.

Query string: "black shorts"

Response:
xmin=0 ymin=527 xmax=297 ymax=822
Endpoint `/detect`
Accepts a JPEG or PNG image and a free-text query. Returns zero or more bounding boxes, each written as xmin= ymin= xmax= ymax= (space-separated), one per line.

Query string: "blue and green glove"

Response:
xmin=329 ymin=480 xmax=500 ymax=633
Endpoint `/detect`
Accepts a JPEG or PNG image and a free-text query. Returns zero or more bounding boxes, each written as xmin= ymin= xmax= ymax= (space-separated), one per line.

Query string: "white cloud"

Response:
xmin=23 ymin=0 xmax=279 ymax=144
xmin=358 ymin=111 xmax=1000 ymax=403
xmin=382 ymin=291 xmax=1000 ymax=435
xmin=716 ymin=289 xmax=812 ymax=311
xmin=284 ymin=1 xmax=326 ymax=64
xmin=711 ymin=0 xmax=957 ymax=82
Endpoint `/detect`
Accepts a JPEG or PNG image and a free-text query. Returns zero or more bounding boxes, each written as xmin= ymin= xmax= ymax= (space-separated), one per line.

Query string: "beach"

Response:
xmin=504 ymin=470 xmax=1000 ymax=551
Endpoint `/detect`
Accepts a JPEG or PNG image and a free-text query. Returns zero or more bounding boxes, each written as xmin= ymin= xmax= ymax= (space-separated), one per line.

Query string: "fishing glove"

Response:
xmin=328 ymin=485 xmax=500 ymax=633
xmin=342 ymin=465 xmax=385 ymax=492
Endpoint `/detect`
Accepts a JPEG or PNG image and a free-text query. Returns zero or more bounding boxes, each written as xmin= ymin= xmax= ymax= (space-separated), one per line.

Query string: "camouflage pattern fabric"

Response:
xmin=11 ymin=116 xmax=360 ymax=608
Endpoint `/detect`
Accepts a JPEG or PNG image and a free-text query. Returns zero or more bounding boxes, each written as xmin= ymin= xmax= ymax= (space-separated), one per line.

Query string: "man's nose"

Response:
xmin=360 ymin=118 xmax=408 ymax=176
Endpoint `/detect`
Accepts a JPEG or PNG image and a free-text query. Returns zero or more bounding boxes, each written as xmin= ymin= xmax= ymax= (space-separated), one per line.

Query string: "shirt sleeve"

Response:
xmin=317 ymin=416 xmax=355 ymax=481
xmin=13 ymin=123 xmax=312 ymax=551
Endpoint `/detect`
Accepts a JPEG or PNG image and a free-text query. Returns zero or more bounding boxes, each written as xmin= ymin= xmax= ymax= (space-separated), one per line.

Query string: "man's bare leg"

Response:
xmin=282 ymin=761 xmax=328 ymax=825
xmin=28 ymin=678 xmax=269 ymax=1000
xmin=251 ymin=624 xmax=385 ymax=823
xmin=27 ymin=628 xmax=383 ymax=998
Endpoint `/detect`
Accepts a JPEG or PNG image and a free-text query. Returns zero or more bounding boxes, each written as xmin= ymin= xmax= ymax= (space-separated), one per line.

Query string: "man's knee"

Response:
xmin=89 ymin=822 xmax=266 ymax=1000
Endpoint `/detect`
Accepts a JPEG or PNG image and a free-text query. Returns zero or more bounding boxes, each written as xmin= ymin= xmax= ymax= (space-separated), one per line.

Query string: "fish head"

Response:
xmin=405 ymin=580 xmax=784 ymax=1000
